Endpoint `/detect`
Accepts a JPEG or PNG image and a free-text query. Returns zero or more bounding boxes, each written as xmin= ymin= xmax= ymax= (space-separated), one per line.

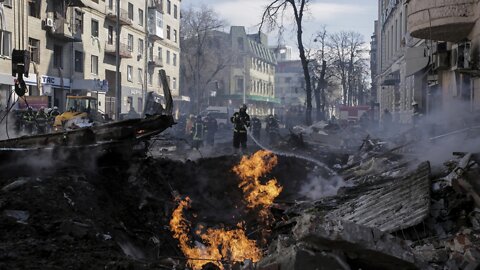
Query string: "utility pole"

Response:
xmin=142 ymin=0 xmax=148 ymax=117
xmin=115 ymin=0 xmax=121 ymax=120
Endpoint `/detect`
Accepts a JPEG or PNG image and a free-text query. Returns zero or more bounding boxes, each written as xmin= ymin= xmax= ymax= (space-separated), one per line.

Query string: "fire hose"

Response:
xmin=241 ymin=119 xmax=338 ymax=176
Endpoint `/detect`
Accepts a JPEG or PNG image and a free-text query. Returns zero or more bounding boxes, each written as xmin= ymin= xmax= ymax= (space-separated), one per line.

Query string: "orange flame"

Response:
xmin=233 ymin=150 xmax=283 ymax=220
xmin=169 ymin=197 xmax=261 ymax=270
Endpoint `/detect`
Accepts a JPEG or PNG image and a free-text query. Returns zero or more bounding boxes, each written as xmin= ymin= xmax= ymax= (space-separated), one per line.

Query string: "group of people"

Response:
xmin=230 ymin=105 xmax=281 ymax=154
xmin=13 ymin=106 xmax=60 ymax=135
xmin=184 ymin=104 xmax=282 ymax=153
xmin=185 ymin=113 xmax=218 ymax=150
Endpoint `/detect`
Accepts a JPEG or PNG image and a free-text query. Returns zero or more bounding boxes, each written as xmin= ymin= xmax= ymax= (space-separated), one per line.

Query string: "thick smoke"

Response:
xmin=299 ymin=175 xmax=348 ymax=200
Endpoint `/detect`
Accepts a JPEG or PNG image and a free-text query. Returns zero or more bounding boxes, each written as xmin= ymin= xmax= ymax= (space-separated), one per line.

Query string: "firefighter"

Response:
xmin=266 ymin=114 xmax=279 ymax=145
xmin=48 ymin=106 xmax=60 ymax=132
xmin=23 ymin=107 xmax=35 ymax=134
xmin=230 ymin=104 xmax=250 ymax=154
xmin=191 ymin=115 xmax=205 ymax=150
xmin=36 ymin=106 xmax=48 ymax=134
xmin=412 ymin=101 xmax=422 ymax=127
xmin=204 ymin=113 xmax=218 ymax=147
xmin=250 ymin=116 xmax=262 ymax=140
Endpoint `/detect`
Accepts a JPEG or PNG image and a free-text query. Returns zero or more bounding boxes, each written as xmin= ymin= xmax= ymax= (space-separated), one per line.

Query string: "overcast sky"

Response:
xmin=184 ymin=0 xmax=378 ymax=51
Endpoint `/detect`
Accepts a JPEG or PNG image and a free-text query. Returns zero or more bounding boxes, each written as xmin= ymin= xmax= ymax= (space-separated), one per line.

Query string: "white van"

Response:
xmin=201 ymin=106 xmax=230 ymax=129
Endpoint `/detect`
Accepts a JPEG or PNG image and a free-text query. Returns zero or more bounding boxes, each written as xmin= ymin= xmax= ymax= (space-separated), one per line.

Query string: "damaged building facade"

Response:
xmin=0 ymin=0 xmax=181 ymax=117
xmin=374 ymin=0 xmax=480 ymax=124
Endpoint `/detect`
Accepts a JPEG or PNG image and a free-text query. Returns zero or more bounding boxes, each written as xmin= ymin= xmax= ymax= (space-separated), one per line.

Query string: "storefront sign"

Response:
xmin=19 ymin=74 xmax=71 ymax=89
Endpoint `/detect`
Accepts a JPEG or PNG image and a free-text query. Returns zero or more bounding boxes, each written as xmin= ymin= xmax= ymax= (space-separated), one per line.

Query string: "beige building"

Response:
xmin=210 ymin=26 xmax=278 ymax=116
xmin=376 ymin=0 xmax=424 ymax=124
xmin=0 ymin=0 xmax=180 ymax=118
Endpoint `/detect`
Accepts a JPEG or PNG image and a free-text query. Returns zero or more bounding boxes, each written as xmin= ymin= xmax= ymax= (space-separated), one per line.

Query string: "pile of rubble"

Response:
xmin=259 ymin=137 xmax=480 ymax=270
xmin=2 ymin=122 xmax=480 ymax=269
xmin=0 ymin=149 xmax=319 ymax=269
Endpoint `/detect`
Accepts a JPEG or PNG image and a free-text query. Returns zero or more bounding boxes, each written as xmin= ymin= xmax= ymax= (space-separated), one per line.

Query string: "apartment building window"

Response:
xmin=127 ymin=34 xmax=133 ymax=52
xmin=138 ymin=8 xmax=144 ymax=26
xmin=138 ymin=68 xmax=143 ymax=83
xmin=127 ymin=65 xmax=133 ymax=81
xmin=138 ymin=38 xmax=144 ymax=55
xmin=166 ymin=50 xmax=170 ymax=64
xmin=174 ymin=5 xmax=177 ymax=19
xmin=148 ymin=73 xmax=152 ymax=85
xmin=172 ymin=53 xmax=176 ymax=66
xmin=236 ymin=78 xmax=244 ymax=92
xmin=137 ymin=97 xmax=143 ymax=112
xmin=74 ymin=50 xmax=83 ymax=72
xmin=3 ymin=0 xmax=12 ymax=8
xmin=28 ymin=0 xmax=40 ymax=18
xmin=0 ymin=31 xmax=11 ymax=57
xmin=75 ymin=9 xmax=84 ymax=34
xmin=157 ymin=47 xmax=162 ymax=59
xmin=172 ymin=77 xmax=176 ymax=90
xmin=28 ymin=38 xmax=40 ymax=63
xmin=128 ymin=3 xmax=134 ymax=20
xmin=91 ymin=19 xmax=99 ymax=37
xmin=107 ymin=26 xmax=113 ymax=44
xmin=173 ymin=29 xmax=177 ymax=43
xmin=53 ymin=45 xmax=62 ymax=68
xmin=166 ymin=25 xmax=171 ymax=40
xmin=167 ymin=0 xmax=171 ymax=14
xmin=91 ymin=55 xmax=98 ymax=75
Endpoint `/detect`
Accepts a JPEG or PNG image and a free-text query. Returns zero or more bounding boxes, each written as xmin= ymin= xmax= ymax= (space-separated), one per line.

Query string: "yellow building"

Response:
xmin=0 ymin=0 xmax=180 ymax=118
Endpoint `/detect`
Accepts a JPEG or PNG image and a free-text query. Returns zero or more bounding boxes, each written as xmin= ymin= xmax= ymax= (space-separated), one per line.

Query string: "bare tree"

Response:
xmin=260 ymin=0 xmax=313 ymax=125
xmin=328 ymin=31 xmax=367 ymax=106
xmin=180 ymin=5 xmax=228 ymax=113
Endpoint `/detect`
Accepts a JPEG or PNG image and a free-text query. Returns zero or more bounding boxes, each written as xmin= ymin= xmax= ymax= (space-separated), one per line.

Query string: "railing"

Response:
xmin=105 ymin=5 xmax=133 ymax=25
xmin=105 ymin=42 xmax=132 ymax=58
xmin=148 ymin=56 xmax=163 ymax=67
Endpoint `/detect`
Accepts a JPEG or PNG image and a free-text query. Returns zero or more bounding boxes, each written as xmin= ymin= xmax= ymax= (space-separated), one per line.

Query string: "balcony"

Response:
xmin=104 ymin=42 xmax=132 ymax=58
xmin=47 ymin=18 xmax=81 ymax=42
xmin=148 ymin=56 xmax=163 ymax=67
xmin=105 ymin=6 xmax=133 ymax=25
xmin=148 ymin=8 xmax=164 ymax=40
xmin=148 ymin=0 xmax=163 ymax=13
xmin=407 ymin=0 xmax=477 ymax=42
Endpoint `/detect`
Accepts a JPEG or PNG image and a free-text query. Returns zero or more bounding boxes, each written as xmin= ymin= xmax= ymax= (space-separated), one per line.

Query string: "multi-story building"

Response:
xmin=375 ymin=0 xmax=480 ymax=126
xmin=209 ymin=26 xmax=278 ymax=116
xmin=271 ymin=45 xmax=305 ymax=109
xmin=407 ymin=0 xmax=480 ymax=117
xmin=374 ymin=0 xmax=428 ymax=124
xmin=0 ymin=0 xmax=180 ymax=118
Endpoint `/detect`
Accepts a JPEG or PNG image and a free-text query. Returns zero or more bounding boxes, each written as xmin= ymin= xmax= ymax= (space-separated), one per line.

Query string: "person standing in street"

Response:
xmin=191 ymin=115 xmax=205 ymax=150
xmin=250 ymin=116 xmax=262 ymax=140
xmin=204 ymin=113 xmax=218 ymax=147
xmin=266 ymin=114 xmax=279 ymax=145
xmin=230 ymin=104 xmax=250 ymax=154
xmin=35 ymin=107 xmax=48 ymax=134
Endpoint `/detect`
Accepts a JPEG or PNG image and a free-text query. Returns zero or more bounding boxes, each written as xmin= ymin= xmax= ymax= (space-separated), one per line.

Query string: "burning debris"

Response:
xmin=170 ymin=197 xmax=261 ymax=270
xmin=2 ymin=109 xmax=480 ymax=270
xmin=233 ymin=150 xmax=283 ymax=222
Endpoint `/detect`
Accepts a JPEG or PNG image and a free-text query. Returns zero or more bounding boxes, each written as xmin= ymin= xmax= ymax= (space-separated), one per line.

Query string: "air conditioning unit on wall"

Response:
xmin=451 ymin=42 xmax=471 ymax=70
xmin=45 ymin=18 xmax=54 ymax=28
